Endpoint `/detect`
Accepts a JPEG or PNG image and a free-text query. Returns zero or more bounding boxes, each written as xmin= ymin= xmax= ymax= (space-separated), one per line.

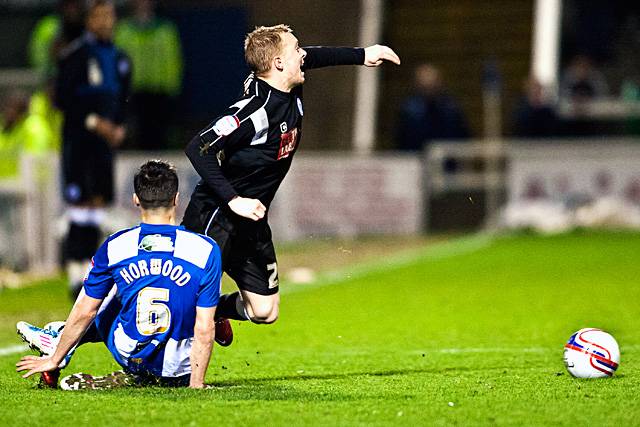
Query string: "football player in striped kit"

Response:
xmin=16 ymin=161 xmax=222 ymax=390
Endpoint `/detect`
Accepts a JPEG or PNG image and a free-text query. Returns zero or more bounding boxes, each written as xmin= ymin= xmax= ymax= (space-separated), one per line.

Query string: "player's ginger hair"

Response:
xmin=244 ymin=24 xmax=293 ymax=75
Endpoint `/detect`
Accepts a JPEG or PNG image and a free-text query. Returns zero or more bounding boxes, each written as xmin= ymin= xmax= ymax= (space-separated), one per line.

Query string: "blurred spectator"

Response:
xmin=28 ymin=0 xmax=84 ymax=81
xmin=395 ymin=64 xmax=469 ymax=152
xmin=115 ymin=0 xmax=183 ymax=150
xmin=559 ymin=55 xmax=609 ymax=102
xmin=29 ymin=81 xmax=63 ymax=151
xmin=512 ymin=77 xmax=559 ymax=138
xmin=0 ymin=90 xmax=55 ymax=179
xmin=55 ymin=0 xmax=131 ymax=298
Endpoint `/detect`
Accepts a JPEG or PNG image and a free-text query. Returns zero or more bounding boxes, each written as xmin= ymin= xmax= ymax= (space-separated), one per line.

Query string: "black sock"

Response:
xmin=216 ymin=292 xmax=248 ymax=321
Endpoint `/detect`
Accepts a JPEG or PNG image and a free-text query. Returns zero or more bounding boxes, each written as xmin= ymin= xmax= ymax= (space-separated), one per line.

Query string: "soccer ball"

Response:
xmin=563 ymin=328 xmax=620 ymax=378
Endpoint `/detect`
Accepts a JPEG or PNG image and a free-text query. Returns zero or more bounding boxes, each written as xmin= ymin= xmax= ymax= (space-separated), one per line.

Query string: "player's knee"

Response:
xmin=248 ymin=305 xmax=279 ymax=324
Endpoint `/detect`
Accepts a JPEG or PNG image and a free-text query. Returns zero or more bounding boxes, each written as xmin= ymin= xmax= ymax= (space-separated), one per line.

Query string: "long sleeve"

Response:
xmin=302 ymin=47 xmax=365 ymax=70
xmin=185 ymin=134 xmax=238 ymax=203
xmin=185 ymin=95 xmax=265 ymax=203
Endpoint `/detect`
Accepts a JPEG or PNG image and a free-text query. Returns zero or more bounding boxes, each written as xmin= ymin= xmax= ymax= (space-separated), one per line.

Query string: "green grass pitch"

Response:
xmin=0 ymin=230 xmax=639 ymax=426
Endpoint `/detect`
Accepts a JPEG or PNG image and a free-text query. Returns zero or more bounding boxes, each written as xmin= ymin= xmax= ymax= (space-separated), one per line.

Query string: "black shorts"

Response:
xmin=182 ymin=200 xmax=279 ymax=296
xmin=62 ymin=137 xmax=114 ymax=205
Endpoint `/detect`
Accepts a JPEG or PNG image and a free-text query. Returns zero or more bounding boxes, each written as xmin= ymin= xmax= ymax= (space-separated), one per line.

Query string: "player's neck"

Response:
xmin=140 ymin=209 xmax=176 ymax=225
xmin=258 ymin=75 xmax=293 ymax=93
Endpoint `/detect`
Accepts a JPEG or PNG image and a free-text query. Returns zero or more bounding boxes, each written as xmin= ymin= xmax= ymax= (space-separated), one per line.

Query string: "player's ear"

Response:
xmin=173 ymin=192 xmax=179 ymax=207
xmin=274 ymin=56 xmax=284 ymax=72
xmin=133 ymin=193 xmax=140 ymax=207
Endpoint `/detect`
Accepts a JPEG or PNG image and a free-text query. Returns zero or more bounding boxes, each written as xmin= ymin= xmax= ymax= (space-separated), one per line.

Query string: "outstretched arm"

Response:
xmin=302 ymin=45 xmax=400 ymax=70
xmin=16 ymin=294 xmax=103 ymax=378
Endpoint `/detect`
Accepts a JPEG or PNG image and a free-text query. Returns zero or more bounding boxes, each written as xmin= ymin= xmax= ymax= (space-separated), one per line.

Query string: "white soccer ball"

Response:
xmin=563 ymin=328 xmax=620 ymax=378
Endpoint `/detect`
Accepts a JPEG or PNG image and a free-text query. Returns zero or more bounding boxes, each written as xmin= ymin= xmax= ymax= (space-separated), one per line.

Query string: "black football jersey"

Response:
xmin=185 ymin=46 xmax=364 ymax=209
xmin=55 ymin=33 xmax=131 ymax=141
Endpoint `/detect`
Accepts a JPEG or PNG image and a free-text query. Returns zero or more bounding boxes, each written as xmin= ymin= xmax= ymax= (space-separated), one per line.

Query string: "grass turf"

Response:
xmin=0 ymin=230 xmax=639 ymax=426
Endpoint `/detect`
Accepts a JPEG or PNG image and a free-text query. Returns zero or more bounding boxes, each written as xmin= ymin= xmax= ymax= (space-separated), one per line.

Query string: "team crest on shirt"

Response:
xmin=139 ymin=234 xmax=174 ymax=252
xmin=280 ymin=122 xmax=288 ymax=133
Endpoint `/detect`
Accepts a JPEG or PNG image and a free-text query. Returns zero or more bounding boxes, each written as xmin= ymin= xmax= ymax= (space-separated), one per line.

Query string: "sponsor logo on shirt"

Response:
xmin=277 ymin=128 xmax=299 ymax=160
xmin=139 ymin=234 xmax=174 ymax=252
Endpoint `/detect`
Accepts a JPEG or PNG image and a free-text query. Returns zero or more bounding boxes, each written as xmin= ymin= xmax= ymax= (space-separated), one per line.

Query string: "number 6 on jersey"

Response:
xmin=136 ymin=287 xmax=171 ymax=335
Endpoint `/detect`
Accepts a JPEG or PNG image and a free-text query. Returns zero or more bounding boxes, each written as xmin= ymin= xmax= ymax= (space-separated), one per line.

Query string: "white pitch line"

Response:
xmin=0 ymin=344 xmax=28 ymax=357
xmin=426 ymin=347 xmax=550 ymax=354
xmin=282 ymin=233 xmax=495 ymax=295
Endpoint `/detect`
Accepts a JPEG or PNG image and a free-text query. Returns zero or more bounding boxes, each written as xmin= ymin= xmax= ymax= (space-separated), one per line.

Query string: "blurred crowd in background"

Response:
xmin=396 ymin=5 xmax=640 ymax=152
xmin=1 ymin=0 xmax=183 ymax=183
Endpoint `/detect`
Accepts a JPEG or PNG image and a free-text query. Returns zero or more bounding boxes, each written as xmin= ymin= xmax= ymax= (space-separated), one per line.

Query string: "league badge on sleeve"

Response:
xmin=213 ymin=116 xmax=240 ymax=137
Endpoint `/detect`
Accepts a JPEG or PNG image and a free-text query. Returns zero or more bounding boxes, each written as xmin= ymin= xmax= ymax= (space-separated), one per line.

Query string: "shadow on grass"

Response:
xmin=208 ymin=364 xmax=520 ymax=388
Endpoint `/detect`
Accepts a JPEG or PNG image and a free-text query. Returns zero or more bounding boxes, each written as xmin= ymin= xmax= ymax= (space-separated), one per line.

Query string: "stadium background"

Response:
xmin=0 ymin=1 xmax=639 ymax=425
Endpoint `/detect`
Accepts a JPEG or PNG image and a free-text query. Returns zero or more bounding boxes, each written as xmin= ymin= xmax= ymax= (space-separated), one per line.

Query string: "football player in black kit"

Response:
xmin=182 ymin=24 xmax=400 ymax=345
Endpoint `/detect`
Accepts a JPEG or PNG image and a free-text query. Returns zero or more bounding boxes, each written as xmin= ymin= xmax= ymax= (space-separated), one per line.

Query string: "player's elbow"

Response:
xmin=194 ymin=323 xmax=215 ymax=346
xmin=76 ymin=309 xmax=97 ymax=325
xmin=184 ymin=135 xmax=201 ymax=160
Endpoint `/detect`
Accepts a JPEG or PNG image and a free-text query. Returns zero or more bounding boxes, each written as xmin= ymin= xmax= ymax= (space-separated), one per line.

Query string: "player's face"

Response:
xmin=86 ymin=3 xmax=116 ymax=41
xmin=279 ymin=32 xmax=307 ymax=89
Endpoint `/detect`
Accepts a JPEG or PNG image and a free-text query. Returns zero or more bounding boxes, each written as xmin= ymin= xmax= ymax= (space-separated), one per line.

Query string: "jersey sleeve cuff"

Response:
xmin=221 ymin=190 xmax=238 ymax=204
xmin=196 ymin=301 xmax=218 ymax=308
xmin=83 ymin=285 xmax=109 ymax=300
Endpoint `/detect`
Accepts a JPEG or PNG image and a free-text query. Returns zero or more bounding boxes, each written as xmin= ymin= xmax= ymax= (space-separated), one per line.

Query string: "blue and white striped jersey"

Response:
xmin=83 ymin=223 xmax=221 ymax=378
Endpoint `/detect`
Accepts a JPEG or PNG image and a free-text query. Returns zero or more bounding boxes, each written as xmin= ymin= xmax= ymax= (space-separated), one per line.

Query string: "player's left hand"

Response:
xmin=364 ymin=45 xmax=401 ymax=67
xmin=16 ymin=355 xmax=58 ymax=378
